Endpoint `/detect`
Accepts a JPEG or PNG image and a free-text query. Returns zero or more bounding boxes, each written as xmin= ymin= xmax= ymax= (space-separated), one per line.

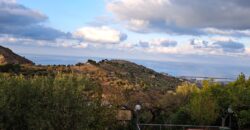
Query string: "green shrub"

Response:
xmin=0 ymin=73 xmax=115 ymax=130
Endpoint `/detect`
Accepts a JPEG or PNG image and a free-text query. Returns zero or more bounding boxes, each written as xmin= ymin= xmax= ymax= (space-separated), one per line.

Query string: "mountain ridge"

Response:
xmin=0 ymin=45 xmax=34 ymax=65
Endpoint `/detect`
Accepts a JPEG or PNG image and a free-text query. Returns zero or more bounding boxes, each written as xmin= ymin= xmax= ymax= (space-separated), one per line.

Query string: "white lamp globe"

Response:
xmin=135 ymin=104 xmax=142 ymax=111
xmin=228 ymin=107 xmax=233 ymax=114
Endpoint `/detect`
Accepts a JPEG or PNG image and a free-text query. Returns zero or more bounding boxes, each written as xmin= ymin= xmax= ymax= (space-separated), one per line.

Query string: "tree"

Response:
xmin=176 ymin=82 xmax=199 ymax=104
xmin=0 ymin=73 xmax=116 ymax=130
xmin=188 ymin=92 xmax=219 ymax=125
xmin=239 ymin=110 xmax=250 ymax=128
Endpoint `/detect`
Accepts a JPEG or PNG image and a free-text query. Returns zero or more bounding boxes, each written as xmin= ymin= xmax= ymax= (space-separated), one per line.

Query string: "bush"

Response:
xmin=239 ymin=110 xmax=250 ymax=128
xmin=87 ymin=59 xmax=98 ymax=65
xmin=0 ymin=73 xmax=115 ymax=130
xmin=0 ymin=64 xmax=21 ymax=73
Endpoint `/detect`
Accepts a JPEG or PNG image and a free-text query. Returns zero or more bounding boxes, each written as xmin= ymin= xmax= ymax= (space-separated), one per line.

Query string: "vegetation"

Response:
xmin=0 ymin=73 xmax=116 ymax=130
xmin=120 ymin=74 xmax=250 ymax=129
xmin=1 ymin=45 xmax=249 ymax=129
xmin=0 ymin=61 xmax=249 ymax=129
xmin=97 ymin=60 xmax=182 ymax=90
xmin=170 ymin=74 xmax=250 ymax=129
xmin=0 ymin=64 xmax=21 ymax=73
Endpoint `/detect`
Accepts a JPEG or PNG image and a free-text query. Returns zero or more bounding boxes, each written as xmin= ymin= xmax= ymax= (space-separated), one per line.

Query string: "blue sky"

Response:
xmin=0 ymin=0 xmax=250 ymax=76
xmin=18 ymin=0 xmax=106 ymax=32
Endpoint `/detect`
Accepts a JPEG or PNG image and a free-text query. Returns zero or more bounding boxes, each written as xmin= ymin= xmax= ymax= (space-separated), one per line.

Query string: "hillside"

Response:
xmin=64 ymin=60 xmax=182 ymax=106
xmin=0 ymin=45 xmax=183 ymax=107
xmin=10 ymin=59 xmax=183 ymax=106
xmin=0 ymin=45 xmax=34 ymax=65
xmin=14 ymin=59 xmax=182 ymax=91
xmin=97 ymin=59 xmax=181 ymax=90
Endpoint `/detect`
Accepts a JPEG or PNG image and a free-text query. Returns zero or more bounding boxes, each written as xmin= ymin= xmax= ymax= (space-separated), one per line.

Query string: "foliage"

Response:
xmin=0 ymin=73 xmax=115 ymax=130
xmin=238 ymin=110 xmax=250 ymax=128
xmin=98 ymin=60 xmax=182 ymax=90
xmin=87 ymin=59 xmax=98 ymax=65
xmin=176 ymin=74 xmax=250 ymax=129
xmin=0 ymin=61 xmax=250 ymax=129
xmin=176 ymin=82 xmax=199 ymax=96
xmin=188 ymin=91 xmax=219 ymax=125
xmin=0 ymin=64 xmax=20 ymax=73
xmin=168 ymin=107 xmax=193 ymax=124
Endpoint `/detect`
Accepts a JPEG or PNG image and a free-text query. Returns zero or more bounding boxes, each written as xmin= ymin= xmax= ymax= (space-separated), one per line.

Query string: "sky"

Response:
xmin=0 ymin=0 xmax=250 ymax=73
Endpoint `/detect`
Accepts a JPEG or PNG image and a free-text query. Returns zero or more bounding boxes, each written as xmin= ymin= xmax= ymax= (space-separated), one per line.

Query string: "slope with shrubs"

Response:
xmin=97 ymin=59 xmax=182 ymax=90
xmin=70 ymin=59 xmax=183 ymax=107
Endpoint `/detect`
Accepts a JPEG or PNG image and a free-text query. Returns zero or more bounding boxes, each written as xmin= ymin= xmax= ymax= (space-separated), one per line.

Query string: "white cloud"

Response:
xmin=147 ymin=46 xmax=179 ymax=54
xmin=209 ymin=37 xmax=235 ymax=42
xmin=138 ymin=38 xmax=177 ymax=48
xmin=107 ymin=0 xmax=250 ymax=35
xmin=128 ymin=19 xmax=149 ymax=32
xmin=0 ymin=0 xmax=16 ymax=3
xmin=135 ymin=38 xmax=185 ymax=54
xmin=72 ymin=43 xmax=88 ymax=49
xmin=246 ymin=48 xmax=250 ymax=55
xmin=203 ymin=28 xmax=250 ymax=37
xmin=0 ymin=35 xmax=88 ymax=49
xmin=131 ymin=37 xmax=248 ymax=56
xmin=73 ymin=26 xmax=127 ymax=44
xmin=0 ymin=0 xmax=67 ymax=40
xmin=117 ymin=42 xmax=135 ymax=49
xmin=0 ymin=35 xmax=17 ymax=43
xmin=188 ymin=39 xmax=246 ymax=54
xmin=213 ymin=41 xmax=245 ymax=53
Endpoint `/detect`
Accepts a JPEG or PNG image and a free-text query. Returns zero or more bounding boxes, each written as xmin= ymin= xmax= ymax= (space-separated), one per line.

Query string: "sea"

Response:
xmin=23 ymin=54 xmax=250 ymax=80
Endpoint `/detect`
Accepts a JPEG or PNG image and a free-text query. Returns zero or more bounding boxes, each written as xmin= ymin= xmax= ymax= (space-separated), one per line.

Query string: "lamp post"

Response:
xmin=134 ymin=104 xmax=142 ymax=130
xmin=227 ymin=106 xmax=234 ymax=128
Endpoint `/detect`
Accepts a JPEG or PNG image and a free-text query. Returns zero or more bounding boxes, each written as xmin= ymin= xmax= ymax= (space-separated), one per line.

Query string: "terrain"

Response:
xmin=0 ymin=45 xmax=249 ymax=129
xmin=0 ymin=45 xmax=182 ymax=107
xmin=0 ymin=45 xmax=34 ymax=65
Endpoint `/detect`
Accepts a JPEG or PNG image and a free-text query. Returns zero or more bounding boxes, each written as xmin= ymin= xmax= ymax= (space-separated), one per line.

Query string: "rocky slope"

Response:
xmin=0 ymin=45 xmax=34 ymax=65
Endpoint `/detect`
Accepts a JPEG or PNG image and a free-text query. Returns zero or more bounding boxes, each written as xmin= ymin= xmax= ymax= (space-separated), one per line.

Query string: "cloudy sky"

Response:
xmin=0 ymin=0 xmax=250 ymax=69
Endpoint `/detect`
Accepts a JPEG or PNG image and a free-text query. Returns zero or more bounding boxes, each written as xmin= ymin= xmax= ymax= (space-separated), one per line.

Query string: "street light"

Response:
xmin=227 ymin=106 xmax=234 ymax=128
xmin=134 ymin=103 xmax=142 ymax=129
xmin=227 ymin=107 xmax=233 ymax=114
xmin=135 ymin=104 xmax=142 ymax=111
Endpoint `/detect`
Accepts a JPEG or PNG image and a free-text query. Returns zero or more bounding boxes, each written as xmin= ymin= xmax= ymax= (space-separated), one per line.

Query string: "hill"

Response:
xmin=0 ymin=45 xmax=34 ymax=65
xmin=0 ymin=45 xmax=183 ymax=107
xmin=97 ymin=59 xmax=181 ymax=90
xmin=69 ymin=59 xmax=183 ymax=106
xmin=14 ymin=59 xmax=183 ymax=106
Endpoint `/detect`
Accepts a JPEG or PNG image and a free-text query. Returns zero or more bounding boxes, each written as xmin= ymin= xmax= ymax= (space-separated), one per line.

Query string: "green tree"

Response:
xmin=0 ymin=73 xmax=116 ymax=130
xmin=188 ymin=92 xmax=219 ymax=125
